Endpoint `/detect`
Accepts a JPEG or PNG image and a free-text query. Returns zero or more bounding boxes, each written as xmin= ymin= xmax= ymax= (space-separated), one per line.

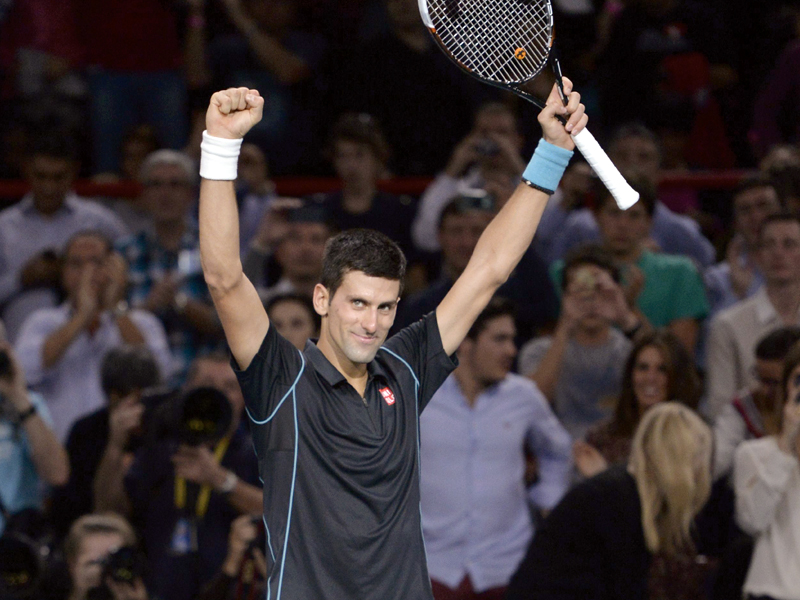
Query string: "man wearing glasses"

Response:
xmin=713 ymin=327 xmax=800 ymax=481
xmin=118 ymin=150 xmax=223 ymax=382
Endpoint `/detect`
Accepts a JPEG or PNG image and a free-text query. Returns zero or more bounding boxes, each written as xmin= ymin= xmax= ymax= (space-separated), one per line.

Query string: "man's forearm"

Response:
xmin=22 ymin=412 xmax=69 ymax=486
xmin=179 ymin=299 xmax=224 ymax=337
xmin=530 ymin=327 xmax=570 ymax=402
xmin=93 ymin=444 xmax=132 ymax=515
xmin=116 ymin=314 xmax=146 ymax=345
xmin=224 ymin=479 xmax=263 ymax=515
xmin=200 ymin=179 xmax=244 ymax=296
xmin=42 ymin=314 xmax=89 ymax=369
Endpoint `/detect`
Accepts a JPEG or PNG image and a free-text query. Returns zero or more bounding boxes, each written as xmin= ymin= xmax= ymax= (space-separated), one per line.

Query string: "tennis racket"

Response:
xmin=418 ymin=0 xmax=639 ymax=209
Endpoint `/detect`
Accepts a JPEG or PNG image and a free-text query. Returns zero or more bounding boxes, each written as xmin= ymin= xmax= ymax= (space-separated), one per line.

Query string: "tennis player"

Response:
xmin=198 ymin=82 xmax=587 ymax=599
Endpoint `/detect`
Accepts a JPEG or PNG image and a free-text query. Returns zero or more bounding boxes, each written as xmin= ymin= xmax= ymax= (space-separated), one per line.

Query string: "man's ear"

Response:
xmin=312 ymin=283 xmax=330 ymax=317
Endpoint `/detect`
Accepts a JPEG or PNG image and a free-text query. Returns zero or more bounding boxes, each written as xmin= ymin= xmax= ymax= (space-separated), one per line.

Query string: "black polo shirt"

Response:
xmin=234 ymin=312 xmax=457 ymax=600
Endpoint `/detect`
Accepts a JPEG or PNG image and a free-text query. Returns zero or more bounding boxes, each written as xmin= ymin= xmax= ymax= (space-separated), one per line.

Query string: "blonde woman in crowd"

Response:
xmin=505 ymin=402 xmax=713 ymax=600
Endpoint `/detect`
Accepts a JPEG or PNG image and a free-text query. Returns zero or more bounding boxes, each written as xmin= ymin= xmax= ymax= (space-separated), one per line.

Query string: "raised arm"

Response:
xmin=436 ymin=80 xmax=587 ymax=355
xmin=199 ymin=88 xmax=269 ymax=370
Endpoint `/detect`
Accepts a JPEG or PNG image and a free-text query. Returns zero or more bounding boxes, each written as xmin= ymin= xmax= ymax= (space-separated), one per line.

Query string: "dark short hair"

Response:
xmin=755 ymin=327 xmax=800 ymax=361
xmin=185 ymin=350 xmax=231 ymax=388
xmin=779 ymin=340 xmax=800 ymax=425
xmin=438 ymin=193 xmax=495 ymax=230
xmin=266 ymin=292 xmax=321 ymax=332
xmin=465 ymin=296 xmax=516 ymax=340
xmin=562 ymin=244 xmax=621 ymax=291
xmin=320 ymin=229 xmax=406 ymax=298
xmin=732 ymin=174 xmax=778 ymax=204
xmin=594 ymin=170 xmax=657 ymax=217
xmin=26 ymin=133 xmax=80 ymax=163
xmin=473 ymin=101 xmax=520 ymax=131
xmin=758 ymin=212 xmax=800 ymax=242
xmin=608 ymin=123 xmax=662 ymax=160
xmin=326 ymin=113 xmax=390 ymax=165
xmin=62 ymin=230 xmax=113 ymax=258
xmin=101 ymin=345 xmax=161 ymax=398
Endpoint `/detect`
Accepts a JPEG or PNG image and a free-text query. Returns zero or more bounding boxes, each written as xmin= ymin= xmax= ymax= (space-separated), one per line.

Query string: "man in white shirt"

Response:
xmin=0 ymin=136 xmax=129 ymax=341
xmin=420 ymin=297 xmax=572 ymax=600
xmin=412 ymin=102 xmax=526 ymax=253
xmin=15 ymin=231 xmax=172 ymax=441
xmin=707 ymin=213 xmax=800 ymax=418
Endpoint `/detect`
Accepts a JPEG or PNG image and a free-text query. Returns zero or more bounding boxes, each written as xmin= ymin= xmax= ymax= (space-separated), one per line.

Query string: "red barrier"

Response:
xmin=0 ymin=170 xmax=754 ymax=202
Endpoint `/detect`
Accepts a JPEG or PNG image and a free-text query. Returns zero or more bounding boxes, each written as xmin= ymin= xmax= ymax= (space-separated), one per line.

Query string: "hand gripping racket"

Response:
xmin=418 ymin=0 xmax=639 ymax=209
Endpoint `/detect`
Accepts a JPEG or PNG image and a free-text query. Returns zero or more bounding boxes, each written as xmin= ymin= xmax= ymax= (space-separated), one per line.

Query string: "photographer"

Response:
xmin=93 ymin=352 xmax=261 ymax=600
xmin=0 ymin=341 xmax=68 ymax=535
xmin=196 ymin=515 xmax=266 ymax=600
xmin=412 ymin=102 xmax=526 ymax=254
xmin=64 ymin=513 xmax=147 ymax=600
xmin=51 ymin=346 xmax=161 ymax=539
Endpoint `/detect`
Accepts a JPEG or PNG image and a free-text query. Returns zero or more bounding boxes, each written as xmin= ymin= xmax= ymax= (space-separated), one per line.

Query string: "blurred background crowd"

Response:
xmin=2 ymin=0 xmax=800 ymax=599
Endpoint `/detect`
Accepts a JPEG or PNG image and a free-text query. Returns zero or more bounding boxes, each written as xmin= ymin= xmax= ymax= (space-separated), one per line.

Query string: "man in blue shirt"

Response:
xmin=420 ymin=298 xmax=571 ymax=599
xmin=0 ymin=342 xmax=68 ymax=535
xmin=547 ymin=124 xmax=715 ymax=268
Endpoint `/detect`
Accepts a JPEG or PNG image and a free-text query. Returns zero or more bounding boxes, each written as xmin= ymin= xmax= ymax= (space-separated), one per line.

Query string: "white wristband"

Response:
xmin=200 ymin=131 xmax=243 ymax=180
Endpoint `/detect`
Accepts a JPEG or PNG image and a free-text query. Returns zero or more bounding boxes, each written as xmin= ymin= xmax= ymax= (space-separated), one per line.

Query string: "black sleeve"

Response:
xmin=232 ymin=324 xmax=305 ymax=422
xmin=506 ymin=478 xmax=601 ymax=600
xmin=383 ymin=312 xmax=458 ymax=412
xmin=506 ymin=468 xmax=649 ymax=600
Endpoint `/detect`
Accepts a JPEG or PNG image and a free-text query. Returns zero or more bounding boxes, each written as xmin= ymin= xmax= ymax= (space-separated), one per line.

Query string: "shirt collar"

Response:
xmin=755 ymin=287 xmax=781 ymax=325
xmin=19 ymin=192 xmax=78 ymax=216
xmin=303 ymin=339 xmax=390 ymax=387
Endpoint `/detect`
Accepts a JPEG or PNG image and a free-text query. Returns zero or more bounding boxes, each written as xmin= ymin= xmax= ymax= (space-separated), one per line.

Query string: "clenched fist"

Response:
xmin=206 ymin=88 xmax=265 ymax=140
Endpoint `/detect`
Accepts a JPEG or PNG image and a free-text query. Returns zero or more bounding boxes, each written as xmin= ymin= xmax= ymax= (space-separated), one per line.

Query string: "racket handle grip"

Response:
xmin=571 ymin=128 xmax=639 ymax=210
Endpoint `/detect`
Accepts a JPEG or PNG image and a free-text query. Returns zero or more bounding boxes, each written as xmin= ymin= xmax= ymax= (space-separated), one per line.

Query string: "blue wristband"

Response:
xmin=522 ymin=139 xmax=574 ymax=195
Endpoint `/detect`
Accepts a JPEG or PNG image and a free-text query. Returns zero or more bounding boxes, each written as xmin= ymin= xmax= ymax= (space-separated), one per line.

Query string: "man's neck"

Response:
xmin=33 ymin=196 xmax=66 ymax=217
xmin=573 ymin=324 xmax=611 ymax=347
xmin=453 ymin=365 xmax=489 ymax=408
xmin=610 ymin=244 xmax=643 ymax=265
xmin=765 ymin=280 xmax=800 ymax=324
xmin=155 ymin=219 xmax=186 ymax=252
xmin=316 ymin=334 xmax=370 ymax=396
xmin=341 ymin=184 xmax=376 ymax=214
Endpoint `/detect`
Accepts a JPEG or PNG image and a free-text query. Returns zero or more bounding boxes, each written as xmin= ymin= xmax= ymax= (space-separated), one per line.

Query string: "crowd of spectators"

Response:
xmin=2 ymin=0 xmax=800 ymax=599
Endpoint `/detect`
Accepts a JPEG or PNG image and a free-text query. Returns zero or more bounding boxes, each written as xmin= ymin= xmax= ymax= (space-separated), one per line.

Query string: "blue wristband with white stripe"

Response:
xmin=522 ymin=139 xmax=574 ymax=195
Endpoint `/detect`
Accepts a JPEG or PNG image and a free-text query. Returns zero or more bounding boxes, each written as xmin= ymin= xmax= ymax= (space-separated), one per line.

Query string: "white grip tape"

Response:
xmin=199 ymin=131 xmax=243 ymax=181
xmin=572 ymin=128 xmax=639 ymax=210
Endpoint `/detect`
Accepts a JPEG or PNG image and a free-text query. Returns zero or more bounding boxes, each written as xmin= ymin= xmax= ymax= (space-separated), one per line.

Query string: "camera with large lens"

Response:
xmin=85 ymin=546 xmax=147 ymax=600
xmin=146 ymin=386 xmax=233 ymax=447
xmin=0 ymin=533 xmax=45 ymax=600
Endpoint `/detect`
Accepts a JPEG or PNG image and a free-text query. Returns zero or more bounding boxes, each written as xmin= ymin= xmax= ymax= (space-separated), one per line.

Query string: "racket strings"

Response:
xmin=426 ymin=0 xmax=553 ymax=84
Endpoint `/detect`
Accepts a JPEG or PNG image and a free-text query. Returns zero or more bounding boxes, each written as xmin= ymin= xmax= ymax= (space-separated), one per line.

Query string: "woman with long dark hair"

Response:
xmin=574 ymin=330 xmax=702 ymax=478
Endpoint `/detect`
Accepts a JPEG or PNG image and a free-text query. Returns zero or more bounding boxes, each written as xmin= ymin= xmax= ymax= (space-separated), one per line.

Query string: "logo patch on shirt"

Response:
xmin=379 ymin=387 xmax=396 ymax=405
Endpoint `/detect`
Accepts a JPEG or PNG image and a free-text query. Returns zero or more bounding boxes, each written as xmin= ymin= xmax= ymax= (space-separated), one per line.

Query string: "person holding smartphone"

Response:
xmin=734 ymin=340 xmax=800 ymax=600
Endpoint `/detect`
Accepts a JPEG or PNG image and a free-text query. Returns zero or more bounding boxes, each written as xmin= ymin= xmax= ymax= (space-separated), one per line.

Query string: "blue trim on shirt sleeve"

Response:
xmin=247 ymin=350 xmax=304 ymax=600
